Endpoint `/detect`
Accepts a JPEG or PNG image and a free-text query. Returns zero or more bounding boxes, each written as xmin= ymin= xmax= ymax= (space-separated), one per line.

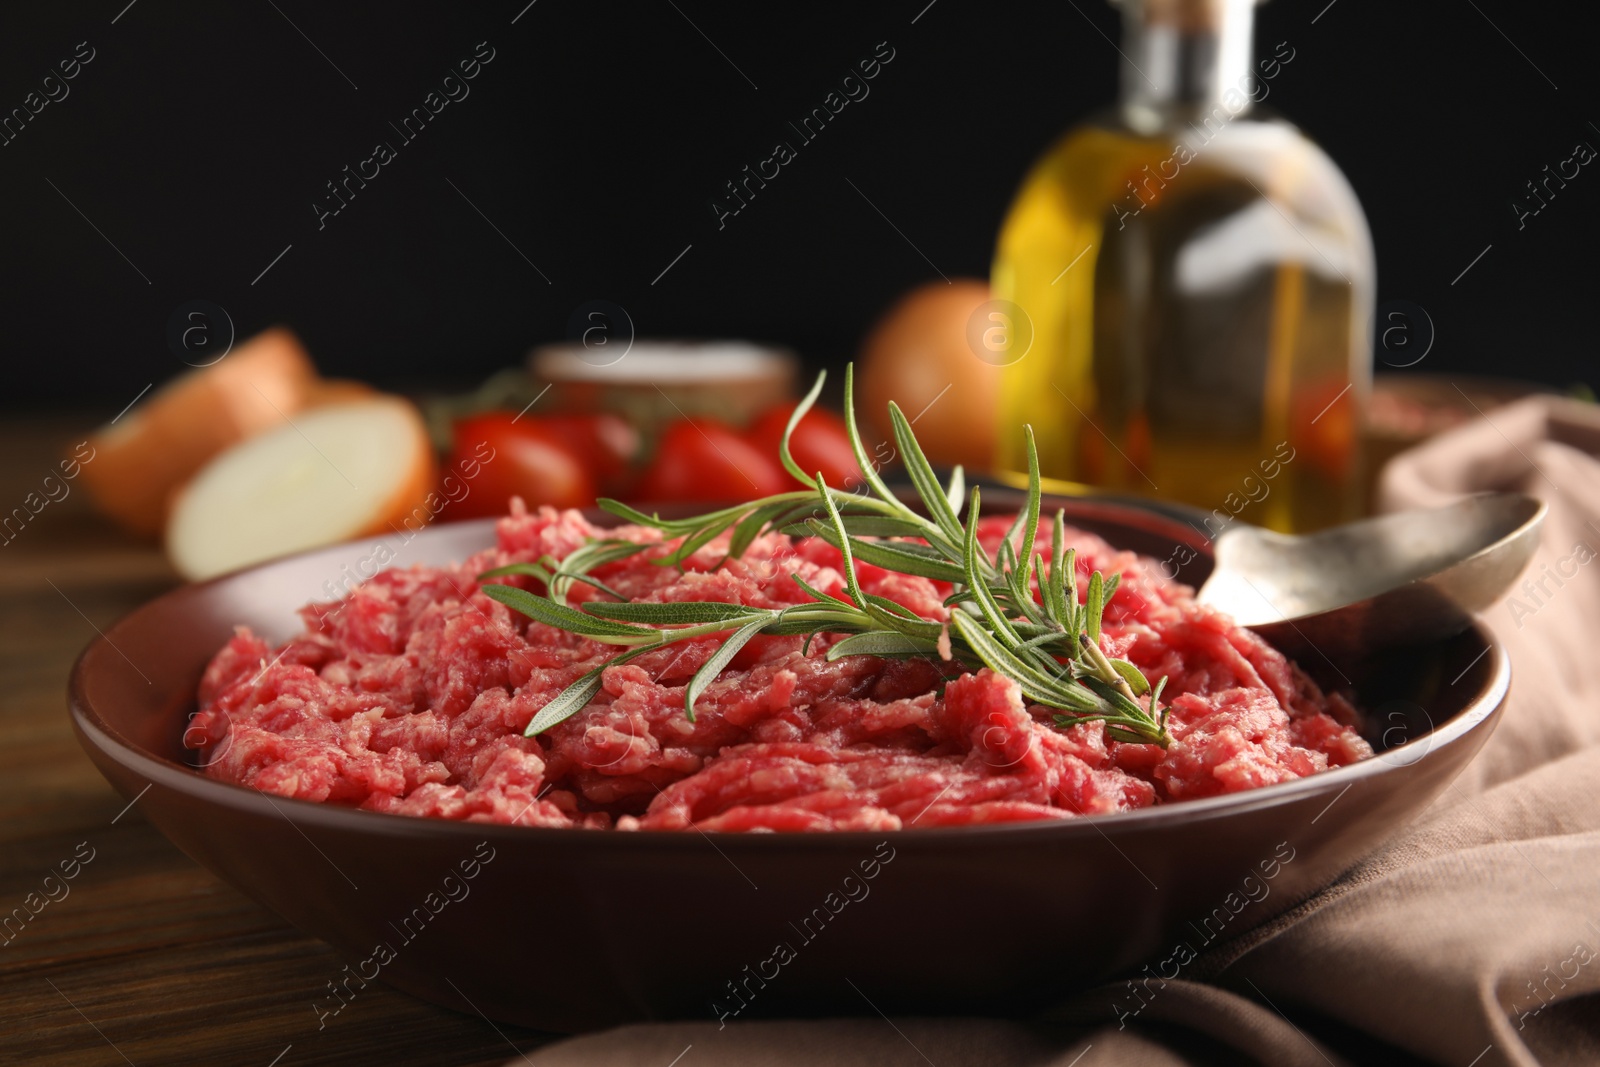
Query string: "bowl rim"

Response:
xmin=68 ymin=503 xmax=1511 ymax=849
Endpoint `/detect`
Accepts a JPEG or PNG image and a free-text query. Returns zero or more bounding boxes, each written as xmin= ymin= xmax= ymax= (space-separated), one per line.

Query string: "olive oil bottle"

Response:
xmin=991 ymin=0 xmax=1374 ymax=532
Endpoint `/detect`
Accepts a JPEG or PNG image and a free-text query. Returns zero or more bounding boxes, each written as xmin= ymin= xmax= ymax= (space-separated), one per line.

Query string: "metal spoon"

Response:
xmin=1197 ymin=492 xmax=1546 ymax=665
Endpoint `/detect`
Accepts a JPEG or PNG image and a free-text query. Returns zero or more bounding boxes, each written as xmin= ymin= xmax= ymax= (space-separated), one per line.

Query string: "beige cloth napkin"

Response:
xmin=524 ymin=396 xmax=1600 ymax=1067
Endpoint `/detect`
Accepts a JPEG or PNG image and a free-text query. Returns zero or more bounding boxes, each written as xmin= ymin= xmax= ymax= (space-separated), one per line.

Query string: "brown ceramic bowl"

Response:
xmin=68 ymin=494 xmax=1508 ymax=1032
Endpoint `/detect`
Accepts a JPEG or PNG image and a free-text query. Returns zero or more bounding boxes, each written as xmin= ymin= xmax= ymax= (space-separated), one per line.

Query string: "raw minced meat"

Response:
xmin=185 ymin=502 xmax=1372 ymax=831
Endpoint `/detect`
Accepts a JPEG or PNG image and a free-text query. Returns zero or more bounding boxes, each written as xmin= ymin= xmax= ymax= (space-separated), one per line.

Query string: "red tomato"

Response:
xmin=441 ymin=412 xmax=595 ymax=519
xmin=1289 ymin=378 xmax=1356 ymax=482
xmin=539 ymin=413 xmax=640 ymax=495
xmin=638 ymin=417 xmax=789 ymax=503
xmin=746 ymin=402 xmax=863 ymax=489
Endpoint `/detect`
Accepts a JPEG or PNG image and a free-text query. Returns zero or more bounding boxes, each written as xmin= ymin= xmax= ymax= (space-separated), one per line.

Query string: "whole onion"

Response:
xmin=857 ymin=279 xmax=1001 ymax=470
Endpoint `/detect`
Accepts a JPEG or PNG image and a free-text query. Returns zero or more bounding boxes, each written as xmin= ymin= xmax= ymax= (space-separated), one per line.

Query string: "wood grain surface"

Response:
xmin=0 ymin=413 xmax=545 ymax=1067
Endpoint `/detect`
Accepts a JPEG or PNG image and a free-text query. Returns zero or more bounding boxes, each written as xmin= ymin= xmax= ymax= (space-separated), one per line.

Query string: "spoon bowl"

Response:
xmin=1198 ymin=492 xmax=1545 ymax=668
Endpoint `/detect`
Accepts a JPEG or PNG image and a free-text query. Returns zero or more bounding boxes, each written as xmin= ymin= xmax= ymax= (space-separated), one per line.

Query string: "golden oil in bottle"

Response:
xmin=991 ymin=0 xmax=1374 ymax=533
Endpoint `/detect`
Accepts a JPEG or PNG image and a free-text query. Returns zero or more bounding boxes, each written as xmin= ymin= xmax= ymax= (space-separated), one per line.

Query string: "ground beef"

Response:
xmin=186 ymin=501 xmax=1371 ymax=831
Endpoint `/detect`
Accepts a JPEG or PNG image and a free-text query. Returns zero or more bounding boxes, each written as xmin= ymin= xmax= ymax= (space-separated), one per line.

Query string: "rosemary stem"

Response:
xmin=1078 ymin=631 xmax=1139 ymax=703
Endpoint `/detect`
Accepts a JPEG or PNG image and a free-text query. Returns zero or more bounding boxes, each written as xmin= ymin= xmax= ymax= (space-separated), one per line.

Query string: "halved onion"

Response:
xmin=166 ymin=396 xmax=436 ymax=581
xmin=78 ymin=328 xmax=319 ymax=536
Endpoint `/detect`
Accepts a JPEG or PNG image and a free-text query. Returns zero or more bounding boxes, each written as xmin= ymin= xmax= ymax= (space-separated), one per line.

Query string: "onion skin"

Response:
xmin=857 ymin=280 xmax=1000 ymax=470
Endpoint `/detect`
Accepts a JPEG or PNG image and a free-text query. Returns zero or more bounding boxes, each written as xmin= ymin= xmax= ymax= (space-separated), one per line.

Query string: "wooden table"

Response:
xmin=0 ymin=414 xmax=546 ymax=1066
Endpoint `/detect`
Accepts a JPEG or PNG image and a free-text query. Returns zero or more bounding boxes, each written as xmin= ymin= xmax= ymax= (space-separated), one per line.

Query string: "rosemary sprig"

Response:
xmin=478 ymin=365 xmax=1173 ymax=747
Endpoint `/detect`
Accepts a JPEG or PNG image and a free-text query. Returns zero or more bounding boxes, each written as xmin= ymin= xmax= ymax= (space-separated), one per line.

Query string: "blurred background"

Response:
xmin=2 ymin=0 xmax=1595 ymax=404
xmin=3 ymin=0 xmax=1598 ymax=578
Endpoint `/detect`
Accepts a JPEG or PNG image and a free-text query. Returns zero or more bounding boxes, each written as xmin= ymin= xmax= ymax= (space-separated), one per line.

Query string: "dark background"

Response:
xmin=1 ymin=0 xmax=1595 ymax=414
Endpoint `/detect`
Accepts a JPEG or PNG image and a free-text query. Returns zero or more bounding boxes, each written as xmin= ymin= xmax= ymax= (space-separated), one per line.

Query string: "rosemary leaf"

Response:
xmin=595 ymin=497 xmax=692 ymax=531
xmin=1000 ymin=540 xmax=1046 ymax=627
xmin=761 ymin=611 xmax=870 ymax=636
xmin=548 ymin=539 xmax=653 ymax=603
xmin=685 ymin=615 xmax=771 ymax=722
xmin=960 ymin=489 xmax=1024 ymax=652
xmin=478 ymin=561 xmax=553 ymax=583
xmin=819 ymin=514 xmax=936 ymax=539
xmin=1017 ymin=425 xmax=1043 ymax=589
xmin=480 ymin=584 xmax=661 ymax=644
xmin=804 ymin=519 xmax=967 ymax=583
xmin=1109 ymin=657 xmax=1152 ymax=697
xmin=1059 ymin=544 xmax=1080 ymax=641
xmin=789 ymin=573 xmax=857 ymax=611
xmin=725 ymin=499 xmax=799 ymax=561
xmin=775 ymin=370 xmax=828 ymax=489
xmin=583 ymin=601 xmax=767 ymax=625
xmin=887 ymin=400 xmax=966 ymax=547
xmin=524 ymin=645 xmax=655 ymax=736
xmin=1035 ymin=552 xmax=1061 ymax=622
xmin=1151 ymin=675 xmax=1171 ymax=732
xmin=826 ymin=631 xmax=941 ymax=660
xmin=1086 ymin=571 xmax=1106 ymax=644
xmin=1080 ymin=674 xmax=1157 ymax=722
xmin=842 ymin=365 xmax=910 ymax=518
xmin=818 ymin=471 xmax=869 ymax=608
xmin=657 ymin=518 xmax=738 ymax=568
xmin=945 ymin=464 xmax=966 ymax=517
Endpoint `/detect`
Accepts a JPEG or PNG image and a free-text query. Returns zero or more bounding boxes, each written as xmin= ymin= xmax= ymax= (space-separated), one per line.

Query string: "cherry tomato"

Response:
xmin=1290 ymin=378 xmax=1356 ymax=482
xmin=638 ymin=417 xmax=789 ymax=503
xmin=745 ymin=402 xmax=863 ymax=489
xmin=441 ymin=412 xmax=595 ymax=519
xmin=539 ymin=413 xmax=640 ymax=495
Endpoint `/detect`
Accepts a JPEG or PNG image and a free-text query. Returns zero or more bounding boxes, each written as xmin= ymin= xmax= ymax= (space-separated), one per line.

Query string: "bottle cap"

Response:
xmin=1106 ymin=0 xmax=1264 ymax=34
